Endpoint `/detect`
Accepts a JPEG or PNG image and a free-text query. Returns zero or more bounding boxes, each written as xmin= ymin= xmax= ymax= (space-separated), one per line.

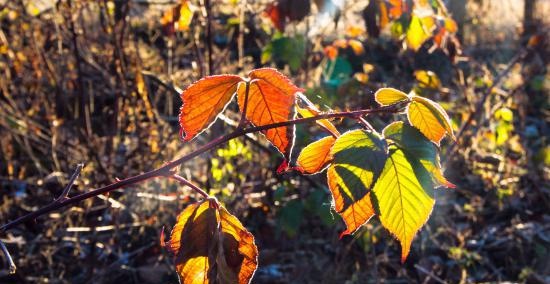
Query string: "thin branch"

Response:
xmin=0 ymin=240 xmax=16 ymax=274
xmin=237 ymin=81 xmax=251 ymax=129
xmin=169 ymin=174 xmax=210 ymax=199
xmin=0 ymin=103 xmax=405 ymax=233
xmin=57 ymin=163 xmax=84 ymax=201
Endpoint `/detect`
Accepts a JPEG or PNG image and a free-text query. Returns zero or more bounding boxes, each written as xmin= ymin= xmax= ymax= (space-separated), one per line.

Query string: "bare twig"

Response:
xmin=414 ymin=264 xmax=447 ymax=284
xmin=0 ymin=240 xmax=16 ymax=274
xmin=56 ymin=163 xmax=84 ymax=201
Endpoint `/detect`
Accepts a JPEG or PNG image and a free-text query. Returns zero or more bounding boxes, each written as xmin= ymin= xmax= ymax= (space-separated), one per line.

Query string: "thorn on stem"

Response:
xmin=56 ymin=163 xmax=84 ymax=202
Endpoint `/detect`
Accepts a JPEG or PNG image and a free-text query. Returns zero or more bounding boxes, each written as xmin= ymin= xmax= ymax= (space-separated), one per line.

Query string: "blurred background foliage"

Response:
xmin=0 ymin=0 xmax=549 ymax=283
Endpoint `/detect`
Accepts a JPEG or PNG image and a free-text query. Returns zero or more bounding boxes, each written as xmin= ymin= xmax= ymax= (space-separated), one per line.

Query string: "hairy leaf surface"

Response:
xmin=328 ymin=130 xmax=387 ymax=235
xmin=169 ymin=201 xmax=258 ymax=284
xmin=297 ymin=136 xmax=336 ymax=174
xmin=238 ymin=68 xmax=302 ymax=159
xmin=407 ymin=96 xmax=454 ymax=145
xmin=179 ymin=75 xmax=243 ymax=141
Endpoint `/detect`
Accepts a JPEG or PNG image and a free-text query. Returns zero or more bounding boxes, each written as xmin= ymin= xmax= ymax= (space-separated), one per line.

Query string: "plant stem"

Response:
xmin=0 ymin=103 xmax=404 ymax=233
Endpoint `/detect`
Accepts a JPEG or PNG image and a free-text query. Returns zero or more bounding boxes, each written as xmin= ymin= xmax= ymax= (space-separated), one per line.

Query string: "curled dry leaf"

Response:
xmin=168 ymin=201 xmax=258 ymax=284
xmin=179 ymin=75 xmax=244 ymax=141
xmin=237 ymin=68 xmax=302 ymax=160
xmin=327 ymin=130 xmax=387 ymax=236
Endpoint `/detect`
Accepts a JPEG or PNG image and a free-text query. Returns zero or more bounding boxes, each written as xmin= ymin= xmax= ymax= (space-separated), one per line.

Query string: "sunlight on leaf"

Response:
xmin=328 ymin=130 xmax=387 ymax=236
xmin=237 ymin=68 xmax=302 ymax=160
xmin=297 ymin=136 xmax=336 ymax=174
xmin=179 ymin=75 xmax=243 ymax=141
xmin=406 ymin=15 xmax=434 ymax=51
xmin=383 ymin=121 xmax=455 ymax=188
xmin=371 ymin=145 xmax=435 ymax=262
xmin=168 ymin=201 xmax=258 ymax=284
xmin=414 ymin=70 xmax=441 ymax=89
xmin=375 ymin=88 xmax=410 ymax=106
xmin=407 ymin=95 xmax=454 ymax=145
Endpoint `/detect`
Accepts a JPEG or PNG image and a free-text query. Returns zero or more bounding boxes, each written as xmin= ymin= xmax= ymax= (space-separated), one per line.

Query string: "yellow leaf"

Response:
xmin=372 ymin=146 xmax=435 ymax=262
xmin=407 ymin=96 xmax=454 ymax=145
xmin=375 ymin=88 xmax=410 ymax=106
xmin=406 ymin=15 xmax=433 ymax=51
xmin=414 ymin=70 xmax=441 ymax=89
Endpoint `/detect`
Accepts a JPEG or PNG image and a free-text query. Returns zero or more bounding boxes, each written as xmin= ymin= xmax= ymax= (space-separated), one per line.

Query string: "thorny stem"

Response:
xmin=57 ymin=163 xmax=84 ymax=201
xmin=0 ymin=103 xmax=404 ymax=234
xmin=169 ymin=174 xmax=210 ymax=200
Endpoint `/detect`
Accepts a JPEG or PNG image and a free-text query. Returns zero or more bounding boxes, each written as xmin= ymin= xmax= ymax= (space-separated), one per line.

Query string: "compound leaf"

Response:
xmin=179 ymin=75 xmax=244 ymax=141
xmin=328 ymin=130 xmax=387 ymax=236
xmin=296 ymin=136 xmax=336 ymax=174
xmin=238 ymin=68 xmax=302 ymax=159
xmin=407 ymin=95 xmax=454 ymax=145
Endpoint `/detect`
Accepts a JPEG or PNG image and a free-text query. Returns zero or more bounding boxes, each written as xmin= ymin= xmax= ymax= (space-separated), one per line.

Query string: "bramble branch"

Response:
xmin=0 ymin=102 xmax=405 ymax=234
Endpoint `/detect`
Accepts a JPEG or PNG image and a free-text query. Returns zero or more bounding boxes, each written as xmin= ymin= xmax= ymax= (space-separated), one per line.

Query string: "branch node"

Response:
xmin=56 ymin=163 xmax=84 ymax=202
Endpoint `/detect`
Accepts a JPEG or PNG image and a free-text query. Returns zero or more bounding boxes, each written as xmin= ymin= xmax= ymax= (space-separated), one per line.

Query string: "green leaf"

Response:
xmin=383 ymin=121 xmax=455 ymax=188
xmin=407 ymin=95 xmax=455 ymax=145
xmin=371 ymin=145 xmax=435 ymax=262
xmin=327 ymin=130 xmax=387 ymax=236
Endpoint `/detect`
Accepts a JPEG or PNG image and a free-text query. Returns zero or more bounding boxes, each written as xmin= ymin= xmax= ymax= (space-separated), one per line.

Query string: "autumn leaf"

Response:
xmin=168 ymin=201 xmax=258 ymax=284
xmin=328 ymin=130 xmax=387 ymax=236
xmin=296 ymin=93 xmax=340 ymax=137
xmin=407 ymin=95 xmax=454 ymax=145
xmin=375 ymin=88 xmax=410 ymax=106
xmin=405 ymin=15 xmax=434 ymax=51
xmin=179 ymin=75 xmax=243 ymax=141
xmin=296 ymin=136 xmax=336 ymax=174
xmin=348 ymin=39 xmax=364 ymax=55
xmin=383 ymin=121 xmax=455 ymax=188
xmin=414 ymin=70 xmax=441 ymax=89
xmin=237 ymin=68 xmax=302 ymax=159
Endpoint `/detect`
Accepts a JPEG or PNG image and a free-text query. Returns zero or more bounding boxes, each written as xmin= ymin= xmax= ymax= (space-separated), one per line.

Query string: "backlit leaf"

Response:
xmin=407 ymin=96 xmax=454 ymax=145
xmin=179 ymin=75 xmax=244 ymax=141
xmin=238 ymin=68 xmax=302 ymax=159
xmin=406 ymin=15 xmax=434 ymax=51
xmin=375 ymin=88 xmax=410 ymax=106
xmin=371 ymin=145 xmax=435 ymax=262
xmin=383 ymin=121 xmax=455 ymax=188
xmin=328 ymin=130 xmax=387 ymax=236
xmin=297 ymin=136 xmax=336 ymax=174
xmin=296 ymin=93 xmax=340 ymax=137
xmin=414 ymin=70 xmax=441 ymax=89
xmin=168 ymin=201 xmax=258 ymax=284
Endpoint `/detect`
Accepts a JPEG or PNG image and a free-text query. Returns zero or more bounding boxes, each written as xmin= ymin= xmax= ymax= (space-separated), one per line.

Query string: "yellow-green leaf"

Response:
xmin=407 ymin=96 xmax=455 ymax=145
xmin=327 ymin=130 xmax=387 ymax=236
xmin=383 ymin=121 xmax=455 ymax=188
xmin=371 ymin=145 xmax=435 ymax=262
xmin=375 ymin=88 xmax=410 ymax=106
xmin=414 ymin=70 xmax=441 ymax=89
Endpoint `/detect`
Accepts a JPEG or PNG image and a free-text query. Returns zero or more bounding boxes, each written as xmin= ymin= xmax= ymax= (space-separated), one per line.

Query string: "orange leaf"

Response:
xmin=324 ymin=45 xmax=338 ymax=60
xmin=169 ymin=201 xmax=258 ymax=284
xmin=238 ymin=68 xmax=302 ymax=159
xmin=348 ymin=39 xmax=364 ymax=55
xmin=296 ymin=136 xmax=336 ymax=174
xmin=179 ymin=75 xmax=244 ymax=141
